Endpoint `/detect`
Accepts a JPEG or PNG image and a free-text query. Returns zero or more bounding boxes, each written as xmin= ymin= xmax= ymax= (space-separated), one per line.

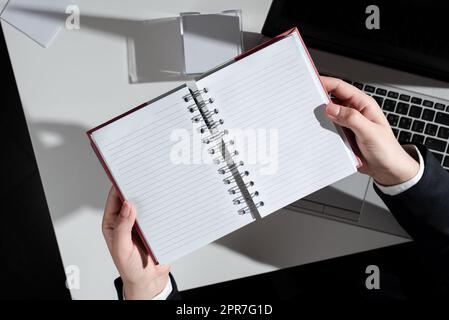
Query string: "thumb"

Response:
xmin=114 ymin=201 xmax=136 ymax=253
xmin=154 ymin=264 xmax=171 ymax=277
xmin=325 ymin=103 xmax=375 ymax=138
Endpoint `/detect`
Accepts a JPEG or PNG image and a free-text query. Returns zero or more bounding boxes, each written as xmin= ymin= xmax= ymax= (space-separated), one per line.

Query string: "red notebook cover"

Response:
xmin=87 ymin=27 xmax=361 ymax=264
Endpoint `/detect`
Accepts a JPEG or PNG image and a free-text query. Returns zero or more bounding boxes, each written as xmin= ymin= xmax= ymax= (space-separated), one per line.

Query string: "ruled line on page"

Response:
xmin=147 ymin=199 xmax=235 ymax=239
xmin=216 ymin=55 xmax=298 ymax=97
xmin=137 ymin=178 xmax=225 ymax=216
xmin=133 ymin=167 xmax=217 ymax=203
xmin=157 ymin=218 xmax=239 ymax=254
xmin=116 ymin=129 xmax=201 ymax=175
xmin=104 ymin=101 xmax=183 ymax=149
xmin=153 ymin=213 xmax=237 ymax=246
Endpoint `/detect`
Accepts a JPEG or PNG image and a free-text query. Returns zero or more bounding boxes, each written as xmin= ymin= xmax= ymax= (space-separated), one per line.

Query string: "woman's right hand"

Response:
xmin=320 ymin=76 xmax=420 ymax=186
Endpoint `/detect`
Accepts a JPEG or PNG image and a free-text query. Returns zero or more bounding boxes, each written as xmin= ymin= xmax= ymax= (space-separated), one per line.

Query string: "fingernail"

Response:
xmin=326 ymin=104 xmax=340 ymax=117
xmin=121 ymin=201 xmax=130 ymax=218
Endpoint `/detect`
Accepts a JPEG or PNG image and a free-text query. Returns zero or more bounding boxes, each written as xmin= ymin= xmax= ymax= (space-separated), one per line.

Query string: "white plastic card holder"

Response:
xmin=180 ymin=10 xmax=243 ymax=75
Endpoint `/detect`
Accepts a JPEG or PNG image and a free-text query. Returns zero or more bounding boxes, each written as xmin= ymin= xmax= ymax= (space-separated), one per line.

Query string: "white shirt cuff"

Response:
xmin=152 ymin=278 xmax=173 ymax=300
xmin=123 ymin=278 xmax=173 ymax=300
xmin=374 ymin=145 xmax=424 ymax=196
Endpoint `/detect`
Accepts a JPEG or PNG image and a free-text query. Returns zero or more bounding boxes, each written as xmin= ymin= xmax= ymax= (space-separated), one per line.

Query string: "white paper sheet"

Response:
xmin=1 ymin=0 xmax=71 ymax=47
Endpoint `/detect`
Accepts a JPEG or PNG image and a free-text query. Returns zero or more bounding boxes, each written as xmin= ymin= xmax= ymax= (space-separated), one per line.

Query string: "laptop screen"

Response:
xmin=262 ymin=0 xmax=449 ymax=82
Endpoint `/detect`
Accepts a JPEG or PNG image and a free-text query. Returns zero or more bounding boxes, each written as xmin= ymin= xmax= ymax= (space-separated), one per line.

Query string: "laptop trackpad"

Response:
xmin=291 ymin=173 xmax=370 ymax=221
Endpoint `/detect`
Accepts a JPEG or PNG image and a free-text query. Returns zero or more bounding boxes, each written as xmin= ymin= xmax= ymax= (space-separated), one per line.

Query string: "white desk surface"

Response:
xmin=6 ymin=0 xmax=441 ymax=299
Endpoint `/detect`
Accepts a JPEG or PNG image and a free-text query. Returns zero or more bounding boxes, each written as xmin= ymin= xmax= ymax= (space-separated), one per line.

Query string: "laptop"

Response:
xmin=262 ymin=0 xmax=449 ymax=237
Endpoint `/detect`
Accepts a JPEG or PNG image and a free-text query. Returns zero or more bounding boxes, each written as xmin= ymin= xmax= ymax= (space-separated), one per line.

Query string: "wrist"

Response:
xmin=373 ymin=148 xmax=420 ymax=186
xmin=123 ymin=277 xmax=168 ymax=300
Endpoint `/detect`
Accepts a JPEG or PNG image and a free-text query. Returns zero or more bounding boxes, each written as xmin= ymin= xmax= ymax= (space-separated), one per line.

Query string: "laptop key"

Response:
xmin=387 ymin=114 xmax=399 ymax=126
xmin=396 ymin=102 xmax=409 ymax=115
xmin=432 ymin=152 xmax=444 ymax=163
xmin=438 ymin=126 xmax=449 ymax=139
xmin=444 ymin=156 xmax=449 ymax=168
xmin=425 ymin=137 xmax=447 ymax=152
xmin=425 ymin=123 xmax=438 ymax=136
xmin=435 ymin=103 xmax=446 ymax=110
xmin=435 ymin=112 xmax=449 ymax=126
xmin=411 ymin=97 xmax=422 ymax=105
xmin=392 ymin=128 xmax=399 ymax=137
xmin=411 ymin=134 xmax=425 ymax=144
xmin=375 ymin=88 xmax=387 ymax=96
xmin=383 ymin=99 xmax=396 ymax=111
xmin=409 ymin=105 xmax=423 ymax=118
xmin=398 ymin=131 xmax=412 ymax=144
xmin=423 ymin=100 xmax=434 ymax=108
xmin=422 ymin=109 xmax=435 ymax=121
xmin=399 ymin=117 xmax=412 ymax=129
xmin=372 ymin=95 xmax=384 ymax=106
xmin=387 ymin=91 xmax=399 ymax=99
xmin=411 ymin=120 xmax=425 ymax=133
xmin=353 ymin=82 xmax=364 ymax=90
xmin=364 ymin=85 xmax=375 ymax=93
xmin=399 ymin=94 xmax=410 ymax=102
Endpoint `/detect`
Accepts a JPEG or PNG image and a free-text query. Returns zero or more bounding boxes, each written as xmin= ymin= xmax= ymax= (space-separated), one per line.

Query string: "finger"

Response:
xmin=320 ymin=76 xmax=385 ymax=124
xmin=104 ymin=187 xmax=121 ymax=215
xmin=114 ymin=201 xmax=136 ymax=254
xmin=325 ymin=103 xmax=376 ymax=138
xmin=154 ymin=264 xmax=170 ymax=276
xmin=102 ymin=187 xmax=123 ymax=230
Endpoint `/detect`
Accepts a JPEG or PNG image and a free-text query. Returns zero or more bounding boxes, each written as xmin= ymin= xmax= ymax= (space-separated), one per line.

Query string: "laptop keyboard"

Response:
xmin=326 ymin=76 xmax=449 ymax=173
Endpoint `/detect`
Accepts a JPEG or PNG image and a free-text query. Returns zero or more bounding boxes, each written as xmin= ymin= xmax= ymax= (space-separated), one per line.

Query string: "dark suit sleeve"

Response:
xmin=373 ymin=144 xmax=449 ymax=295
xmin=114 ymin=273 xmax=181 ymax=300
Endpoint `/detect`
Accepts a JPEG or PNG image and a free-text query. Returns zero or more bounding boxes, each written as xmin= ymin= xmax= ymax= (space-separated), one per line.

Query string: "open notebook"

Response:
xmin=88 ymin=28 xmax=359 ymax=264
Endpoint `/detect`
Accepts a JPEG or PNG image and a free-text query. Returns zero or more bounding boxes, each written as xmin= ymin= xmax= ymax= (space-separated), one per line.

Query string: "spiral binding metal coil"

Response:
xmin=223 ymin=170 xmax=249 ymax=184
xmin=233 ymin=191 xmax=259 ymax=205
xmin=183 ymin=88 xmax=208 ymax=102
xmin=238 ymin=202 xmax=264 ymax=215
xmin=202 ymin=130 xmax=228 ymax=144
xmin=182 ymin=87 xmax=261 ymax=217
xmin=228 ymin=181 xmax=254 ymax=195
xmin=213 ymin=150 xmax=238 ymax=165
xmin=207 ymin=139 xmax=232 ymax=155
xmin=218 ymin=160 xmax=244 ymax=175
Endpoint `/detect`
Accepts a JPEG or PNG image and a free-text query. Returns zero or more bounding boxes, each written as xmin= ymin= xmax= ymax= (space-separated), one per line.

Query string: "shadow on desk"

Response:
xmin=28 ymin=121 xmax=110 ymax=220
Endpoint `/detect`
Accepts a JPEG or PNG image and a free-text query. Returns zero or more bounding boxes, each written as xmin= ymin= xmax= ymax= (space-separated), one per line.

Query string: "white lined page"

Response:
xmin=197 ymin=34 xmax=358 ymax=218
xmin=91 ymin=86 xmax=253 ymax=263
